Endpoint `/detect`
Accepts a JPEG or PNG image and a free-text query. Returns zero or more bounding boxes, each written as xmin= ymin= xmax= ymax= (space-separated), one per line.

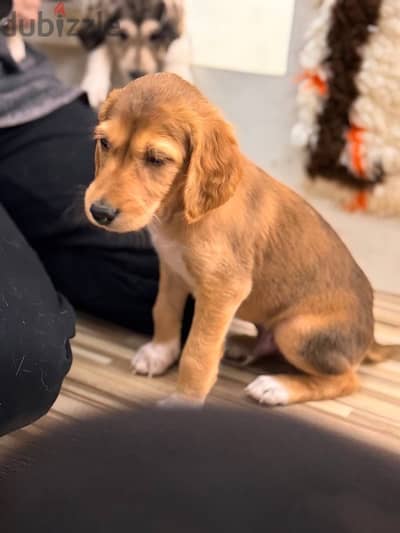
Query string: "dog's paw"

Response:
xmin=225 ymin=342 xmax=256 ymax=367
xmin=157 ymin=393 xmax=204 ymax=409
xmin=81 ymin=74 xmax=110 ymax=109
xmin=245 ymin=376 xmax=289 ymax=406
xmin=225 ymin=340 xmax=246 ymax=361
xmin=132 ymin=339 xmax=180 ymax=377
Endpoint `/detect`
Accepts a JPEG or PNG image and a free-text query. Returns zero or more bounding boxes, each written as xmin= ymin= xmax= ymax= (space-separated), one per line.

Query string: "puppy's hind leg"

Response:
xmin=246 ymin=315 xmax=362 ymax=406
xmin=246 ymin=372 xmax=359 ymax=407
xmin=226 ymin=325 xmax=281 ymax=366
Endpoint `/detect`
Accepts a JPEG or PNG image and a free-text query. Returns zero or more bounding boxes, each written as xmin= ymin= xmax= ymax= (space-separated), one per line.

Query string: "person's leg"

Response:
xmin=0 ymin=98 xmax=160 ymax=334
xmin=1 ymin=407 xmax=399 ymax=532
xmin=0 ymin=204 xmax=74 ymax=436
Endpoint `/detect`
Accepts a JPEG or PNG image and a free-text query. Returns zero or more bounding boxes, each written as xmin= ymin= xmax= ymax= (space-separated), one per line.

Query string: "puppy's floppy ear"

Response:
xmin=184 ymin=116 xmax=243 ymax=223
xmin=95 ymin=88 xmax=123 ymax=174
xmin=94 ymin=142 xmax=102 ymax=176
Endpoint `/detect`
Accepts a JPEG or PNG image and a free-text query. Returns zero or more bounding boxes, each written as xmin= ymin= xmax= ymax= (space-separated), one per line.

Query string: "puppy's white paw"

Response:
xmin=132 ymin=339 xmax=180 ymax=377
xmin=158 ymin=393 xmax=204 ymax=409
xmin=245 ymin=376 xmax=289 ymax=406
xmin=81 ymin=74 xmax=110 ymax=109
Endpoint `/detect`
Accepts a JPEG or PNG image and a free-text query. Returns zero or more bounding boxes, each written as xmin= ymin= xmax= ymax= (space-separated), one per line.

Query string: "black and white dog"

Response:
xmin=78 ymin=0 xmax=192 ymax=108
xmin=1 ymin=0 xmax=25 ymax=64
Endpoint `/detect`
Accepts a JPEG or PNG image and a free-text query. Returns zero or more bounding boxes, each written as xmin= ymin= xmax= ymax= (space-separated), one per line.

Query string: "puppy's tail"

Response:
xmin=364 ymin=341 xmax=400 ymax=364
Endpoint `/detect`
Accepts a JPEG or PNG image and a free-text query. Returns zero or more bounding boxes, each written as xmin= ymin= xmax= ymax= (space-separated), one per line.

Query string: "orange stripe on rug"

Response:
xmin=347 ymin=125 xmax=366 ymax=178
xmin=296 ymin=70 xmax=327 ymax=96
xmin=344 ymin=190 xmax=368 ymax=212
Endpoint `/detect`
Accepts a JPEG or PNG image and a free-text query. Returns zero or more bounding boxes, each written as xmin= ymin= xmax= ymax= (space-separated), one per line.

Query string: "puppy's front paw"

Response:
xmin=132 ymin=339 xmax=180 ymax=377
xmin=158 ymin=393 xmax=204 ymax=409
xmin=245 ymin=376 xmax=289 ymax=406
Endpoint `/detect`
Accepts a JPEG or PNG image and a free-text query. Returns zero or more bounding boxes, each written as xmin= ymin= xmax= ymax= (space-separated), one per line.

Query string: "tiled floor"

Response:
xmin=1 ymin=290 xmax=399 ymax=460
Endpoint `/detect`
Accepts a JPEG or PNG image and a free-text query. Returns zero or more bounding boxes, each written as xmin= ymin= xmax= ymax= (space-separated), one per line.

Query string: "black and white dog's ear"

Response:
xmin=154 ymin=0 xmax=167 ymax=21
xmin=77 ymin=1 xmax=121 ymax=50
xmin=161 ymin=0 xmax=185 ymax=41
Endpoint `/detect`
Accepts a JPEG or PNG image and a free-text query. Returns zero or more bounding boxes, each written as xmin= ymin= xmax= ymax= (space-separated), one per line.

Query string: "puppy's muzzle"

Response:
xmin=90 ymin=201 xmax=119 ymax=226
xmin=128 ymin=70 xmax=146 ymax=80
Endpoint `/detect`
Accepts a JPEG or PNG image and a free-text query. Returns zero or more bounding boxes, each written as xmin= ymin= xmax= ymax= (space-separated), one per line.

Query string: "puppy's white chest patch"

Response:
xmin=150 ymin=231 xmax=194 ymax=287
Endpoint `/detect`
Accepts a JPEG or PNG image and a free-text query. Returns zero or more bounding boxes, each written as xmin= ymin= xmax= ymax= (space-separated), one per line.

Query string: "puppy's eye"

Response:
xmin=100 ymin=138 xmax=111 ymax=151
xmin=149 ymin=31 xmax=162 ymax=42
xmin=118 ymin=30 xmax=129 ymax=41
xmin=146 ymin=153 xmax=165 ymax=166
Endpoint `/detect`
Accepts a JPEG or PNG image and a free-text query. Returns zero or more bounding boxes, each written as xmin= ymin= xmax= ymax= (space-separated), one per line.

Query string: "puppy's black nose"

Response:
xmin=90 ymin=201 xmax=119 ymax=226
xmin=129 ymin=69 xmax=146 ymax=80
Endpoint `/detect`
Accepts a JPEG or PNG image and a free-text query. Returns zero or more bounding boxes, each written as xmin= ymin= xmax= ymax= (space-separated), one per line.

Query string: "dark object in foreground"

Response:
xmin=1 ymin=407 xmax=399 ymax=532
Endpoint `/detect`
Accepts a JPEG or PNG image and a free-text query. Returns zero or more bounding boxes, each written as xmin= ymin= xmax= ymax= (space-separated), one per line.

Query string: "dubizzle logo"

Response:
xmin=0 ymin=2 xmax=120 ymax=38
xmin=54 ymin=2 xmax=66 ymax=18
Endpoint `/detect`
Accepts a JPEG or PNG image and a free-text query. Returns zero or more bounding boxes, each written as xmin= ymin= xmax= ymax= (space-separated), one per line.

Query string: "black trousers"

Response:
xmin=1 ymin=407 xmax=399 ymax=532
xmin=0 ymin=99 xmax=160 ymax=435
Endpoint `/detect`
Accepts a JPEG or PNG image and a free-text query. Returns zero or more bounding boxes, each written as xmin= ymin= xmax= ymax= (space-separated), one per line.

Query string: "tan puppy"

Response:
xmin=85 ymin=73 xmax=399 ymax=406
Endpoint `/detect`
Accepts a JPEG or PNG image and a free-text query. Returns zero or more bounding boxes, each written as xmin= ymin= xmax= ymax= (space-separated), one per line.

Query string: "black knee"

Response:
xmin=0 ymin=296 xmax=75 ymax=436
xmin=0 ymin=337 xmax=73 ymax=437
xmin=0 ymin=206 xmax=76 ymax=435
